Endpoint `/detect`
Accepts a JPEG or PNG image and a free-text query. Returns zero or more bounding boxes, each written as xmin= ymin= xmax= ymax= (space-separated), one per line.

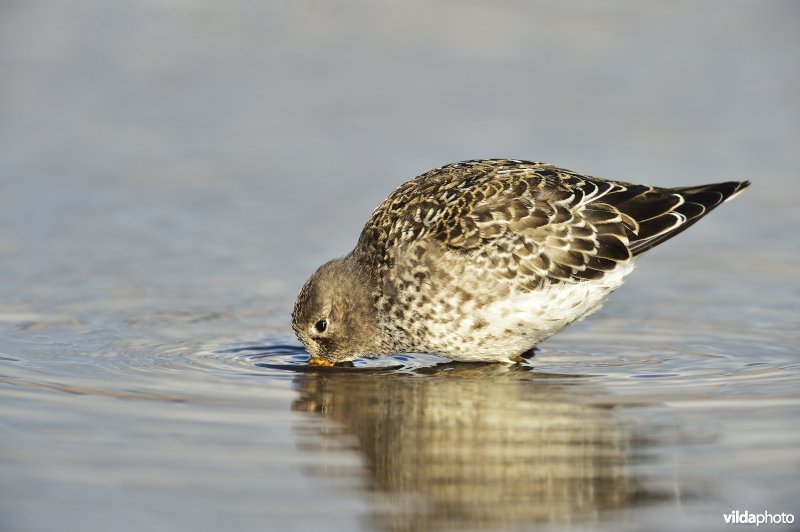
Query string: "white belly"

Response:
xmin=444 ymin=262 xmax=635 ymax=362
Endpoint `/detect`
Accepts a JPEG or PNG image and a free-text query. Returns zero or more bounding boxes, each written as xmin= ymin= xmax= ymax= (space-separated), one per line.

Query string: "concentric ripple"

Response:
xmin=205 ymin=340 xmax=452 ymax=374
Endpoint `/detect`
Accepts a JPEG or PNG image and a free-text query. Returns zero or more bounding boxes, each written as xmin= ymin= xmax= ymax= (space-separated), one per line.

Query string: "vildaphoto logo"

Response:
xmin=723 ymin=510 xmax=795 ymax=526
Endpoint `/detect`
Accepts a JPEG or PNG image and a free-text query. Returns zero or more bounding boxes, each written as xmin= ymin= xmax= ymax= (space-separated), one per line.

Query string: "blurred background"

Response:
xmin=3 ymin=0 xmax=798 ymax=295
xmin=1 ymin=1 xmax=799 ymax=531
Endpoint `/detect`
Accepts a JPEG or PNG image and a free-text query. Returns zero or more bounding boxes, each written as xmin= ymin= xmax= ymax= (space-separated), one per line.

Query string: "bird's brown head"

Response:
xmin=292 ymin=255 xmax=382 ymax=365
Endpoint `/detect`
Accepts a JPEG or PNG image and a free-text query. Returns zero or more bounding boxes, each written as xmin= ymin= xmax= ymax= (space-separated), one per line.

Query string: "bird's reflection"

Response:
xmin=292 ymin=363 xmax=649 ymax=530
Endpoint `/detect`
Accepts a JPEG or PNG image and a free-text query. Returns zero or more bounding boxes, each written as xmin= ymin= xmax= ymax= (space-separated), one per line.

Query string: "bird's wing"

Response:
xmin=363 ymin=159 xmax=748 ymax=287
xmin=364 ymin=160 xmax=630 ymax=286
xmin=619 ymin=180 xmax=750 ymax=255
xmin=434 ymin=163 xmax=640 ymax=285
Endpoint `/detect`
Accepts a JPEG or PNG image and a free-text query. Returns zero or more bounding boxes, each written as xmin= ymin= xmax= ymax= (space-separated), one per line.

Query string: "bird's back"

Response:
xmin=359 ymin=159 xmax=748 ymax=281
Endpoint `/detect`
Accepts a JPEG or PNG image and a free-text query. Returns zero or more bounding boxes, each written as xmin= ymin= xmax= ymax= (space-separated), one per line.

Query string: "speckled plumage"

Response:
xmin=292 ymin=159 xmax=749 ymax=364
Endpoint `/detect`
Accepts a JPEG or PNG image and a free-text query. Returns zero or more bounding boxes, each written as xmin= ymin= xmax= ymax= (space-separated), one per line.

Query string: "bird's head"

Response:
xmin=292 ymin=256 xmax=382 ymax=365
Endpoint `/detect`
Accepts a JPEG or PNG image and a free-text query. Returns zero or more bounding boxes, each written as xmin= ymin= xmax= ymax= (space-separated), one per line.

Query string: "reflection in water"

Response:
xmin=292 ymin=364 xmax=655 ymax=530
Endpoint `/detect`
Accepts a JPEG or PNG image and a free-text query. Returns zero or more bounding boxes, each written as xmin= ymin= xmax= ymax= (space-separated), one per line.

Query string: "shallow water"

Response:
xmin=2 ymin=1 xmax=799 ymax=531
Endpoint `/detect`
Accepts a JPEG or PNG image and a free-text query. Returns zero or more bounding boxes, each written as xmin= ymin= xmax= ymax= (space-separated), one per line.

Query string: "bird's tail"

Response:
xmin=614 ymin=180 xmax=751 ymax=256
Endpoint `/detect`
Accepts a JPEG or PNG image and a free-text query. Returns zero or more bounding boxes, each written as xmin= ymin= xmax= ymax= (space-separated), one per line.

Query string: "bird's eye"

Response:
xmin=314 ymin=319 xmax=328 ymax=333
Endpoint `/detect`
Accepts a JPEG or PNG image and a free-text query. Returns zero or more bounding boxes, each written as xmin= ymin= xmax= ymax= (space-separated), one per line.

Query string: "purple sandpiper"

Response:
xmin=292 ymin=159 xmax=749 ymax=365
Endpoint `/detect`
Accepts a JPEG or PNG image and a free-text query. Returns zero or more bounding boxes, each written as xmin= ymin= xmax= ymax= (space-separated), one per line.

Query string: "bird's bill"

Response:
xmin=308 ymin=357 xmax=335 ymax=367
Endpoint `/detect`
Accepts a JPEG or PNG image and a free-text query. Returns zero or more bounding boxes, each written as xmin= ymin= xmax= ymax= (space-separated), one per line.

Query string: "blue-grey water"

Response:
xmin=1 ymin=1 xmax=799 ymax=531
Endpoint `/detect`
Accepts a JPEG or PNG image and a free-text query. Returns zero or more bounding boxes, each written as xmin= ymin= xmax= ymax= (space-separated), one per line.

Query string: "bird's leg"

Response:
xmin=510 ymin=348 xmax=538 ymax=364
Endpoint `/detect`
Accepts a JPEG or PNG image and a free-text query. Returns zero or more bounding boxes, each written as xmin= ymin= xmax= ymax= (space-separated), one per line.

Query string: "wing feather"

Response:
xmin=359 ymin=159 xmax=750 ymax=290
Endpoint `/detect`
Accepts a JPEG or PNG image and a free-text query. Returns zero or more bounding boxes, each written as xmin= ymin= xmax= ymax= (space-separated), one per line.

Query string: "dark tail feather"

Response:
xmin=621 ymin=181 xmax=750 ymax=256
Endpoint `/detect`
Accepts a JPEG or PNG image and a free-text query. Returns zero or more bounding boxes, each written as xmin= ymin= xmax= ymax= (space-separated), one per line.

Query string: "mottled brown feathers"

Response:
xmin=359 ymin=159 xmax=749 ymax=287
xmin=295 ymin=159 xmax=749 ymax=363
